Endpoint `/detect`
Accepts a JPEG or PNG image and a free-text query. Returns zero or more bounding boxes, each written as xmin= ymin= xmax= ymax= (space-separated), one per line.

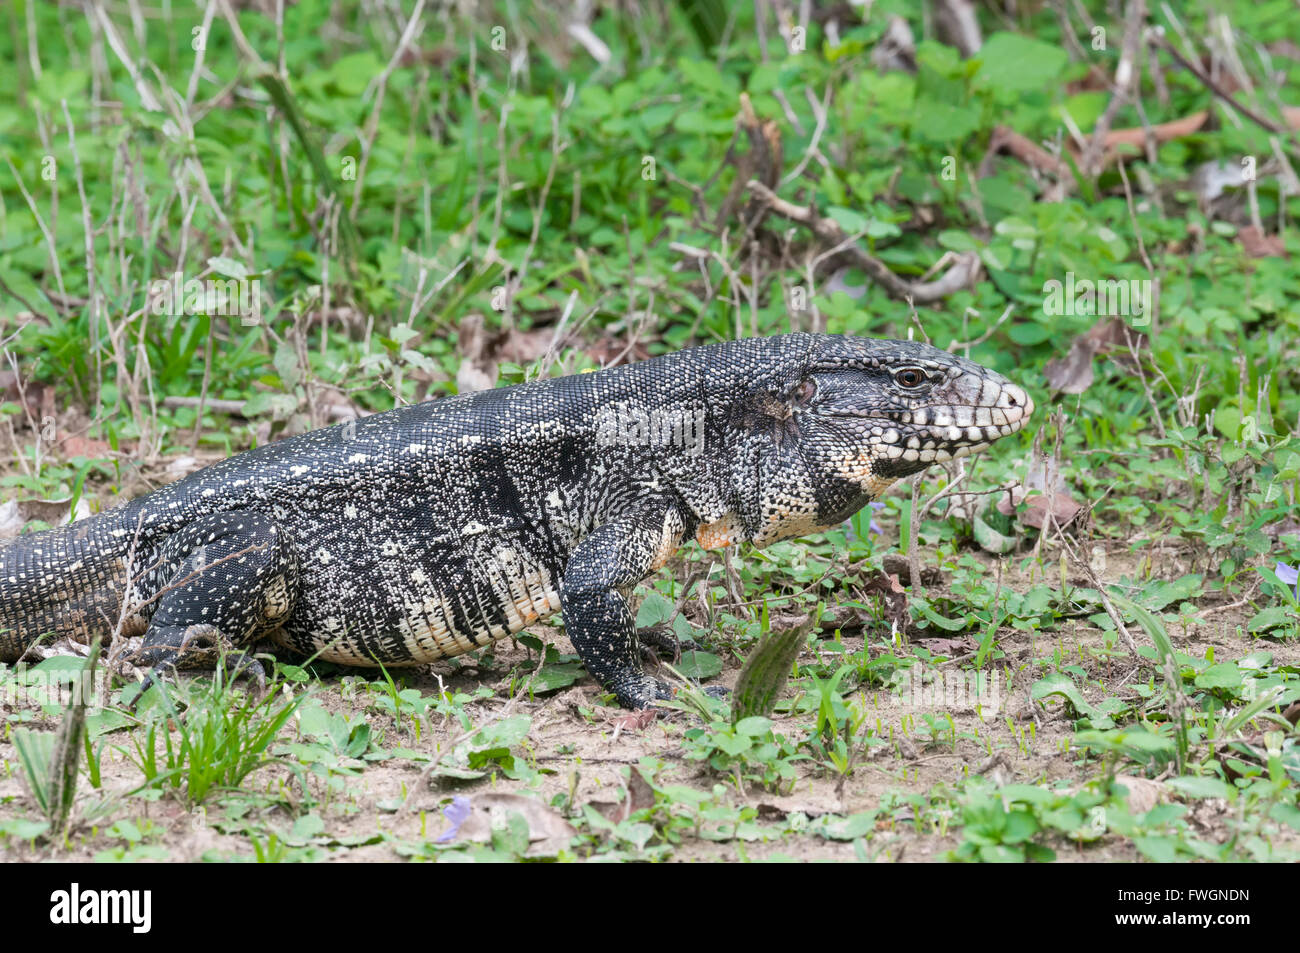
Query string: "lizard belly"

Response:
xmin=276 ymin=523 xmax=563 ymax=666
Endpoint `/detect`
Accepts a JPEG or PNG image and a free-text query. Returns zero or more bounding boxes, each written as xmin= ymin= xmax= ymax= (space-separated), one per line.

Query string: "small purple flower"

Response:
xmin=1276 ymin=562 xmax=1299 ymax=600
xmin=868 ymin=501 xmax=885 ymax=536
xmin=435 ymin=796 xmax=473 ymax=843
xmin=846 ymin=502 xmax=886 ymax=539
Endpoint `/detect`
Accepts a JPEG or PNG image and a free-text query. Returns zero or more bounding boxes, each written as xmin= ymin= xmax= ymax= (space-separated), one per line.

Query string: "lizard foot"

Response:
xmin=634 ymin=624 xmax=696 ymax=660
xmin=610 ymin=673 xmax=676 ymax=710
xmin=132 ymin=624 xmax=267 ymax=698
xmin=635 ymin=624 xmax=698 ymax=664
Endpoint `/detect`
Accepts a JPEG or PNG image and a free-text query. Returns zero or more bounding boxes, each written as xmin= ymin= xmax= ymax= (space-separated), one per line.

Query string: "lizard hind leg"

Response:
xmin=130 ymin=510 xmax=298 ymax=690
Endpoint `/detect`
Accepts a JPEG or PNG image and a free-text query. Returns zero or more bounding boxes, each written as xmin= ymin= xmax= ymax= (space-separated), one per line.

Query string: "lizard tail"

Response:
xmin=0 ymin=511 xmax=135 ymax=662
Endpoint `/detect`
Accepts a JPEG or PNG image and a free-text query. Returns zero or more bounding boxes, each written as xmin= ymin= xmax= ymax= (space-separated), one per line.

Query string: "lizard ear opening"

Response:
xmin=793 ymin=378 xmax=817 ymax=406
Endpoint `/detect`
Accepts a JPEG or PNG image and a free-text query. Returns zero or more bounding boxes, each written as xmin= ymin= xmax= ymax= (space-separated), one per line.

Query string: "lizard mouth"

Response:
xmin=864 ymin=380 xmax=1035 ymax=467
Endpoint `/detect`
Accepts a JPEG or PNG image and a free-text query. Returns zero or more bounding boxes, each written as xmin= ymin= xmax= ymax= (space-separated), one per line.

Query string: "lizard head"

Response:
xmin=732 ymin=335 xmax=1034 ymax=546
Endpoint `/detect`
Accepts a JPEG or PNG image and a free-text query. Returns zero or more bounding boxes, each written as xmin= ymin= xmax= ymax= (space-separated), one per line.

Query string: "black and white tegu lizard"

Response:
xmin=0 ymin=334 xmax=1033 ymax=707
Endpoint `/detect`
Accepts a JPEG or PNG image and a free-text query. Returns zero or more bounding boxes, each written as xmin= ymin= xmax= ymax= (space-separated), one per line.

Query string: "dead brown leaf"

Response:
xmin=588 ymin=767 xmax=656 ymax=823
xmin=59 ymin=431 xmax=112 ymax=458
xmin=0 ymin=497 xmax=93 ymax=539
xmin=440 ymin=792 xmax=576 ymax=856
xmin=1237 ymin=226 xmax=1287 ymax=259
xmin=607 ymin=709 xmax=659 ymax=732
xmin=880 ymin=552 xmax=941 ymax=587
xmin=859 ymin=567 xmax=909 ymax=632
xmin=1113 ymin=776 xmax=1168 ymax=814
xmin=1044 ymin=318 xmax=1147 ymax=394
xmin=915 ymin=635 xmax=977 ymax=655
xmin=756 ymin=793 xmax=845 ymax=819
xmin=997 ymin=487 xmax=1083 ymax=531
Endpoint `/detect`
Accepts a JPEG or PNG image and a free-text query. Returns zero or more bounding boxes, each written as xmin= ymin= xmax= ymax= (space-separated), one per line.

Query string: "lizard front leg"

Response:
xmin=560 ymin=507 xmax=686 ymax=709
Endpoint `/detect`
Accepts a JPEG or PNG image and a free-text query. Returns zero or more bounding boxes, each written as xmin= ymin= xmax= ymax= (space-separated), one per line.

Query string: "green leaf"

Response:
xmin=1247 ymin=606 xmax=1292 ymax=633
xmin=1031 ymin=673 xmax=1096 ymax=717
xmin=974 ymin=33 xmax=1068 ymax=95
xmin=290 ymin=813 xmax=325 ymax=841
xmin=811 ymin=811 xmax=879 ymax=841
xmin=1006 ymin=323 xmax=1053 ymax=346
xmin=0 ymin=818 xmax=51 ymax=841
xmin=329 ymin=52 xmax=384 ymax=96
xmin=207 ymin=256 xmax=249 ymax=280
xmin=1138 ymin=574 xmax=1202 ymax=611
xmin=915 ymin=602 xmax=972 ymax=632
xmin=827 ymin=206 xmax=870 ymax=234
xmin=524 ymin=663 xmax=584 ymax=694
xmin=973 ymin=511 xmax=1018 ymax=554
xmin=470 ymin=715 xmax=532 ymax=751
xmin=733 ymin=716 xmax=773 ymax=737
xmin=732 ymin=621 xmax=809 ymax=723
xmin=85 ymin=710 xmax=135 ymax=739
xmin=1194 ymin=662 xmax=1241 ymax=690
xmin=635 ymin=591 xmax=675 ymax=628
xmin=1214 ymin=405 xmax=1242 ymax=440
xmin=1166 ymin=775 xmax=1236 ymax=801
xmin=676 ymin=650 xmax=723 ymax=680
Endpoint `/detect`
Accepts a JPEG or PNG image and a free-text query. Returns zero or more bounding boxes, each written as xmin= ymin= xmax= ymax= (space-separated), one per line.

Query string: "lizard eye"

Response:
xmin=894 ymin=367 xmax=928 ymax=389
xmin=793 ymin=378 xmax=817 ymax=405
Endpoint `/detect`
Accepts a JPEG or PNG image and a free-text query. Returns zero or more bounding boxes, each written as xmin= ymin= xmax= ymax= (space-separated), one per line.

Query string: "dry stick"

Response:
xmin=661 ymin=168 xmax=712 ymax=228
xmin=4 ymin=349 xmax=44 ymax=477
xmin=91 ymin=0 xmax=162 ymax=111
xmin=2 ymin=421 xmax=30 ymax=478
xmin=103 ymin=512 xmax=154 ymax=693
xmin=0 ymin=276 xmax=45 ymax=321
xmin=126 ymin=543 xmax=271 ymax=622
xmin=352 ymin=0 xmax=427 ymax=220
xmin=23 ymin=0 xmax=41 ymax=83
xmin=466 ymin=32 xmax=486 ymax=255
xmin=906 ymin=302 xmax=930 ymax=345
xmin=1079 ymin=0 xmax=1146 ymax=178
xmin=1147 ymin=31 xmax=1289 ymax=138
xmin=61 ymin=100 xmax=100 ymax=352
xmin=184 ymin=0 xmax=218 ymax=110
xmin=1115 ymin=160 xmax=1156 ymax=275
xmin=907 ymin=475 xmax=924 ymax=596
xmin=5 ymin=157 xmax=67 ymax=307
xmin=404 ymin=259 xmax=471 ymax=331
xmin=1126 ymin=332 xmax=1169 ymax=440
xmin=216 ymin=0 xmax=263 ymax=64
xmin=117 ymin=24 xmax=250 ymax=265
xmin=947 ymin=304 xmax=1014 ymax=352
xmin=318 ymin=198 xmax=338 ymax=364
xmin=0 ymin=321 xmax=31 ymax=351
xmin=978 ymin=125 xmax=1072 ymax=181
xmin=780 ymin=84 xmax=832 ymax=186
xmin=918 ymin=469 xmax=970 ymax=518
xmin=1115 ymin=157 xmax=1161 ymax=337
xmin=1059 ymin=531 xmax=1150 ymax=668
xmin=770 ymin=88 xmax=805 ymax=135
xmin=515 ymin=112 xmax=568 ymax=302
xmin=103 ymin=539 xmax=276 ymax=699
xmin=1051 ymin=0 xmax=1112 ymax=88
xmin=484 ymin=75 xmax=515 ymax=272
xmin=746 ymin=181 xmax=980 ymax=303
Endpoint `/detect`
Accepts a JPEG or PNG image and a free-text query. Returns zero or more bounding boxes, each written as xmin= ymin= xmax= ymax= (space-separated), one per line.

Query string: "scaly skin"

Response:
xmin=0 ymin=334 xmax=1033 ymax=707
